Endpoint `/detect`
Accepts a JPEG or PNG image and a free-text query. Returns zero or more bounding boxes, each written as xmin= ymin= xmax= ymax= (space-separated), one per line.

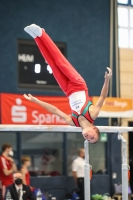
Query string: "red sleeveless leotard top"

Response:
xmin=71 ymin=92 xmax=94 ymax=127
xmin=25 ymin=171 xmax=30 ymax=186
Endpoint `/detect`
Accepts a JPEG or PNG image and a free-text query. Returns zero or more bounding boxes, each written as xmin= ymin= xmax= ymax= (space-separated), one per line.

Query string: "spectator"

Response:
xmin=20 ymin=156 xmax=31 ymax=185
xmin=5 ymin=171 xmax=36 ymax=200
xmin=0 ymin=143 xmax=17 ymax=197
xmin=72 ymin=148 xmax=85 ymax=200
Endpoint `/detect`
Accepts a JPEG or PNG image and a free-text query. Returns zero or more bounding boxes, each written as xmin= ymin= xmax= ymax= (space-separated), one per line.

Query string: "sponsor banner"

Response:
xmin=92 ymin=96 xmax=133 ymax=118
xmin=1 ymin=93 xmax=133 ymax=124
xmin=1 ymin=93 xmax=72 ymax=125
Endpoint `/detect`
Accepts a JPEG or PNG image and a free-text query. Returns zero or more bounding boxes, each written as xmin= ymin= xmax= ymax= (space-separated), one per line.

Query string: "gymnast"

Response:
xmin=23 ymin=24 xmax=112 ymax=143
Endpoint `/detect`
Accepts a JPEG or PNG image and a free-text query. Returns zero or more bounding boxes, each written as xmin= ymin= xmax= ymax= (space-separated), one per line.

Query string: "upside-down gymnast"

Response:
xmin=23 ymin=24 xmax=112 ymax=144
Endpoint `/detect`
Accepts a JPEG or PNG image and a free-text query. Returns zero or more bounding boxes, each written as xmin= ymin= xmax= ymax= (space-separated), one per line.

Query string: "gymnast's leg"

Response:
xmin=24 ymin=24 xmax=88 ymax=97
xmin=24 ymin=25 xmax=71 ymax=95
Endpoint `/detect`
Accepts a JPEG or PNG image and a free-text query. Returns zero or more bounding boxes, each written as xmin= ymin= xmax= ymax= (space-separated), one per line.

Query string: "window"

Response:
xmin=21 ymin=132 xmax=63 ymax=176
xmin=130 ymin=9 xmax=133 ymax=27
xmin=67 ymin=132 xmax=107 ymax=175
xmin=67 ymin=132 xmax=84 ymax=176
xmin=117 ymin=0 xmax=133 ymax=4
xmin=0 ymin=132 xmax=16 ymax=152
xmin=118 ymin=7 xmax=128 ymax=27
xmin=118 ymin=28 xmax=129 ymax=48
xmin=0 ymin=131 xmax=108 ymax=177
xmin=118 ymin=5 xmax=133 ymax=48
xmin=90 ymin=137 xmax=107 ymax=174
xmin=118 ymin=0 xmax=128 ymax=4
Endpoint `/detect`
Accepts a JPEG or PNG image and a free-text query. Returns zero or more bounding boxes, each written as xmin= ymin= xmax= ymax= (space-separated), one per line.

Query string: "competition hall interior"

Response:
xmin=0 ymin=1 xmax=133 ymax=200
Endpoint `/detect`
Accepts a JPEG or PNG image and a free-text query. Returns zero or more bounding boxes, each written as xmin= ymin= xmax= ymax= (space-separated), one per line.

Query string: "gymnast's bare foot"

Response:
xmin=24 ymin=24 xmax=43 ymax=38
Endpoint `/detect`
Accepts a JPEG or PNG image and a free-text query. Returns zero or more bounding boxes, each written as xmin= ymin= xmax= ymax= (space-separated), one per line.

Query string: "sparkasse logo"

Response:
xmin=11 ymin=98 xmax=27 ymax=123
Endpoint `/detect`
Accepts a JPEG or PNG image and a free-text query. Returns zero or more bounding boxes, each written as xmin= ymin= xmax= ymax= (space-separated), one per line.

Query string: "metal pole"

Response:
xmin=109 ymin=0 xmax=113 ymax=98
xmin=16 ymin=132 xmax=22 ymax=169
xmin=118 ymin=133 xmax=129 ymax=200
xmin=62 ymin=132 xmax=67 ymax=176
xmin=84 ymin=140 xmax=90 ymax=200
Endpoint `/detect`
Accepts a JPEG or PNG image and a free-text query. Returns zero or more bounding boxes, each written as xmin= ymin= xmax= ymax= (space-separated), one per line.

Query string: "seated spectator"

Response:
xmin=5 ymin=171 xmax=36 ymax=200
xmin=20 ymin=156 xmax=31 ymax=186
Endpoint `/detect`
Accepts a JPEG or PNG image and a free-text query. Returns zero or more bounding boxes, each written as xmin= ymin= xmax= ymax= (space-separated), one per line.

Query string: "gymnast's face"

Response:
xmin=82 ymin=126 xmax=99 ymax=143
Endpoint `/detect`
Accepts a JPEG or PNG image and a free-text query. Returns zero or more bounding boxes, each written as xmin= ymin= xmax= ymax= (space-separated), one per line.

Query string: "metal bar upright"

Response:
xmin=118 ymin=133 xmax=128 ymax=200
xmin=84 ymin=140 xmax=90 ymax=200
xmin=62 ymin=132 xmax=67 ymax=176
xmin=16 ymin=132 xmax=22 ymax=169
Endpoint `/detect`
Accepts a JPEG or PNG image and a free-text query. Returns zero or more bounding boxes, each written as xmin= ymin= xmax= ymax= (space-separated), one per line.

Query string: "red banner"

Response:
xmin=1 ymin=93 xmax=71 ymax=125
xmin=1 ymin=93 xmax=133 ymax=124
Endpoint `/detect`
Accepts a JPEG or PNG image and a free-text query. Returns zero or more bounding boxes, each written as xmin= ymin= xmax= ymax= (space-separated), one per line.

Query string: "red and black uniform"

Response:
xmin=71 ymin=93 xmax=94 ymax=126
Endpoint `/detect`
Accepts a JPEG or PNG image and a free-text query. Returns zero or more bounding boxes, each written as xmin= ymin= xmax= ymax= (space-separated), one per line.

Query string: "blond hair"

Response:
xmin=21 ymin=156 xmax=31 ymax=164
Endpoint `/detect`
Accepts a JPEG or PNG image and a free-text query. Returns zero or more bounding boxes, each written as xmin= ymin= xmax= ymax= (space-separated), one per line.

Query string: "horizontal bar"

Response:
xmin=0 ymin=125 xmax=133 ymax=132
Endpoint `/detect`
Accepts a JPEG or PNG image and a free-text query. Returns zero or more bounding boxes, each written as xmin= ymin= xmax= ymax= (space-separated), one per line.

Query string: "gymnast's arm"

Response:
xmin=23 ymin=94 xmax=75 ymax=126
xmin=91 ymin=67 xmax=112 ymax=118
